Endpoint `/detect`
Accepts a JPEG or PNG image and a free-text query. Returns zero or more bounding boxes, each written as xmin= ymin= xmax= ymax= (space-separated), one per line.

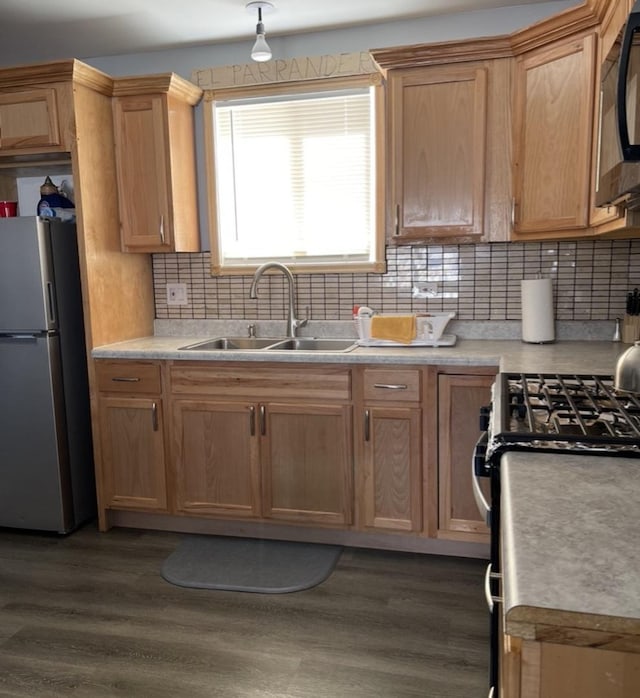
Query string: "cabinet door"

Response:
xmin=515 ymin=639 xmax=640 ymax=698
xmin=262 ymin=402 xmax=353 ymax=526
xmin=512 ymin=33 xmax=596 ymax=236
xmin=113 ymin=94 xmax=172 ymax=251
xmin=0 ymin=89 xmax=60 ymax=151
xmin=361 ymin=406 xmax=422 ymax=532
xmin=389 ymin=64 xmax=487 ymax=241
xmin=437 ymin=373 xmax=493 ymax=542
xmin=172 ymin=400 xmax=261 ymax=517
xmin=99 ymin=397 xmax=167 ymax=511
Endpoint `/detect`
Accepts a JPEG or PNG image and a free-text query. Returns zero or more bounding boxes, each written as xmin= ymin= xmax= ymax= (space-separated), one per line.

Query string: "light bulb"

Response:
xmin=251 ymin=23 xmax=271 ymax=62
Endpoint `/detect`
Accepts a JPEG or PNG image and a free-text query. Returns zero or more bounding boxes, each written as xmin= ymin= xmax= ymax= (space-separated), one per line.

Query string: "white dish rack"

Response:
xmin=355 ymin=312 xmax=456 ymax=347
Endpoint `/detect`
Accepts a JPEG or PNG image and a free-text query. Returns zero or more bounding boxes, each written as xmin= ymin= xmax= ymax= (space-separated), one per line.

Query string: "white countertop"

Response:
xmin=502 ymin=452 xmax=640 ymax=640
xmin=92 ymin=335 xmax=627 ymax=374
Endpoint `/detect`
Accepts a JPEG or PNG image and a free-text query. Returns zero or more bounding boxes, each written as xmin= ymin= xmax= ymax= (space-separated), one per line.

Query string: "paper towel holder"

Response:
xmin=521 ymin=275 xmax=555 ymax=344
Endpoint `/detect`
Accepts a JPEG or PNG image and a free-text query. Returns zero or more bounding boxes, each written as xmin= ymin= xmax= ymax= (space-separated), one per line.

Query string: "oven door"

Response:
xmin=472 ymin=429 xmax=502 ymax=697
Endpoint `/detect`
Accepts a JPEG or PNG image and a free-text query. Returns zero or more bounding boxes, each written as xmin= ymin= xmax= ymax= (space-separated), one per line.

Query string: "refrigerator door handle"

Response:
xmin=0 ymin=333 xmax=38 ymax=340
xmin=46 ymin=281 xmax=57 ymax=326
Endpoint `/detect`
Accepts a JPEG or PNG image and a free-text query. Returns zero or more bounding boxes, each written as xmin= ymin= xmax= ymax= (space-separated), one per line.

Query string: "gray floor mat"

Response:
xmin=161 ymin=535 xmax=343 ymax=594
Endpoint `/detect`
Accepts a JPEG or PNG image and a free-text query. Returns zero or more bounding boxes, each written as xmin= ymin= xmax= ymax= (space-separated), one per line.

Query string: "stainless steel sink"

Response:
xmin=179 ymin=337 xmax=283 ymax=351
xmin=267 ymin=338 xmax=357 ymax=352
xmin=178 ymin=336 xmax=358 ymax=352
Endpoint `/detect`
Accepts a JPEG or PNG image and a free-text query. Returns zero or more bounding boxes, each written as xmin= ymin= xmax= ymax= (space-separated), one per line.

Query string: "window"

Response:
xmin=204 ymin=74 xmax=385 ymax=274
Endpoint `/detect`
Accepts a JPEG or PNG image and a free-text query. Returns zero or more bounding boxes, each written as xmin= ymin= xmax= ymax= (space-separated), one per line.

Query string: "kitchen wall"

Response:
xmin=153 ymin=238 xmax=639 ymax=323
xmin=87 ymin=1 xmax=610 ymax=330
xmin=88 ymin=2 xmax=576 ymax=252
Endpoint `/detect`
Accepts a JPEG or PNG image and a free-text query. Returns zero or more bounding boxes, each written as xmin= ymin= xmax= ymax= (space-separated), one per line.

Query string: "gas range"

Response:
xmin=485 ymin=373 xmax=640 ymax=466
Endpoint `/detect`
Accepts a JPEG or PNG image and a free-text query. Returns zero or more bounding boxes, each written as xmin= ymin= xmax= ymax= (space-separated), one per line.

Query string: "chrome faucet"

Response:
xmin=249 ymin=262 xmax=307 ymax=338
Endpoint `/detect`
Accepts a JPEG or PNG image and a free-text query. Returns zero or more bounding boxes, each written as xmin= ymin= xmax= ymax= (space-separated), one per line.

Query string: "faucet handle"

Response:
xmin=247 ymin=323 xmax=256 ymax=337
xmin=295 ymin=306 xmax=310 ymax=330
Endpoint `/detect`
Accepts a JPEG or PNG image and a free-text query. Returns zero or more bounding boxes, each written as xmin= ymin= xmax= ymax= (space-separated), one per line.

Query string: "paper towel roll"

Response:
xmin=521 ymin=277 xmax=555 ymax=343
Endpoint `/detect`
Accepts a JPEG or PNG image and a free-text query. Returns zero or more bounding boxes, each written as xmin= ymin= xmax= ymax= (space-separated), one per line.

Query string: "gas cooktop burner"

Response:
xmin=489 ymin=373 xmax=640 ymax=457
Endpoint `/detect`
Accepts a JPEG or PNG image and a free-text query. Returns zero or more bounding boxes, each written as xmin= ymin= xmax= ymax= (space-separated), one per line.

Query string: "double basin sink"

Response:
xmin=179 ymin=336 xmax=358 ymax=353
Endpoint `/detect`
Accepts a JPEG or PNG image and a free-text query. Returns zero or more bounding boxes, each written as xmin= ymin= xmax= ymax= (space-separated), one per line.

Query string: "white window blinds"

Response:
xmin=211 ymin=85 xmax=378 ymax=269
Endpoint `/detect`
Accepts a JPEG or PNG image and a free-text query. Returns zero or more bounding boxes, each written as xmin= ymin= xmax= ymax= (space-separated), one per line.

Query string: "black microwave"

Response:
xmin=596 ymin=0 xmax=640 ymax=208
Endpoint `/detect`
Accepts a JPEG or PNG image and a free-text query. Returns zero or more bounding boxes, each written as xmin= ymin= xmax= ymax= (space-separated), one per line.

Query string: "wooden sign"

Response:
xmin=191 ymin=51 xmax=377 ymax=89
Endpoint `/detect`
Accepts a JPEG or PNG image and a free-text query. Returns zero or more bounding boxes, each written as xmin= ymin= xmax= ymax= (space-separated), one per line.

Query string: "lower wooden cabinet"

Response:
xmin=437 ymin=370 xmax=494 ymax=542
xmin=356 ymin=368 xmax=423 ymax=533
xmin=169 ymin=364 xmax=354 ymax=526
xmin=172 ymin=399 xmax=261 ymax=518
xmin=95 ymin=361 xmax=168 ymax=512
xmin=262 ymin=402 xmax=353 ymax=525
xmin=93 ymin=358 xmax=497 ymax=551
xmin=502 ymin=635 xmax=640 ymax=697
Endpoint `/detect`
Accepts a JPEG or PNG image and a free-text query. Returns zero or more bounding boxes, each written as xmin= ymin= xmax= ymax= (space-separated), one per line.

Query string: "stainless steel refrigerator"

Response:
xmin=0 ymin=216 xmax=95 ymax=533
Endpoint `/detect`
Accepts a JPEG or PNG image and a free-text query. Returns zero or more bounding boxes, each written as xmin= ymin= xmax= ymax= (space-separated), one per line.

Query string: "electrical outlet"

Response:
xmin=166 ymin=282 xmax=188 ymax=306
xmin=412 ymin=282 xmax=439 ymax=299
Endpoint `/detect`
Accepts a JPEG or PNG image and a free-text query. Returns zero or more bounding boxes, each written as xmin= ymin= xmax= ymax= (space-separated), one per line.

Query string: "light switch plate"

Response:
xmin=166 ymin=282 xmax=188 ymax=306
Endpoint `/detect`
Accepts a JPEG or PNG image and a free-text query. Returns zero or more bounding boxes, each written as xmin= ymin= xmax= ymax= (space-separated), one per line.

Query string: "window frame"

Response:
xmin=203 ymin=73 xmax=386 ymax=275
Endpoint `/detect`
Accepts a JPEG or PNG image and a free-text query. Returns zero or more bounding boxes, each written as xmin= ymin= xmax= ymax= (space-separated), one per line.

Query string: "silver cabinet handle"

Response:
xmin=159 ymin=214 xmax=165 ymax=244
xmin=484 ymin=563 xmax=502 ymax=613
xmin=111 ymin=376 xmax=141 ymax=383
xmin=151 ymin=402 xmax=158 ymax=431
xmin=511 ymin=198 xmax=517 ymax=227
xmin=249 ymin=405 xmax=256 ymax=436
xmin=259 ymin=404 xmax=266 ymax=436
xmin=364 ymin=409 xmax=370 ymax=442
xmin=394 ymin=203 xmax=400 ymax=236
xmin=373 ymin=383 xmax=408 ymax=390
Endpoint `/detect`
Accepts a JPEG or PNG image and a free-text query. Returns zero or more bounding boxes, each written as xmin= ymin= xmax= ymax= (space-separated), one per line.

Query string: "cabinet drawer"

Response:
xmin=363 ymin=369 xmax=421 ymax=402
xmin=171 ymin=365 xmax=351 ymax=401
xmin=95 ymin=361 xmax=162 ymax=394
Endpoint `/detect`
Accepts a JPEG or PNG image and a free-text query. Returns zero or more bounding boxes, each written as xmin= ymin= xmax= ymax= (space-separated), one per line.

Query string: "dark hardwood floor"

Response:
xmin=0 ymin=524 xmax=489 ymax=697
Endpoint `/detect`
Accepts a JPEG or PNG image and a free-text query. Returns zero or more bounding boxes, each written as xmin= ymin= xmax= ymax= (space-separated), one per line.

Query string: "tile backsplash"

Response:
xmin=153 ymin=239 xmax=640 ymax=322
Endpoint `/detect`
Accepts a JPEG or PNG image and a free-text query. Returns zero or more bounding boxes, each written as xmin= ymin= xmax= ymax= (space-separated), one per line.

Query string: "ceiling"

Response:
xmin=1 ymin=0 xmax=566 ymax=66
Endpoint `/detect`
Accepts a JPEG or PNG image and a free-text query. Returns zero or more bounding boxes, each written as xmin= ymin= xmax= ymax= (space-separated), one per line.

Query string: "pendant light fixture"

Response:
xmin=246 ymin=1 xmax=275 ymax=62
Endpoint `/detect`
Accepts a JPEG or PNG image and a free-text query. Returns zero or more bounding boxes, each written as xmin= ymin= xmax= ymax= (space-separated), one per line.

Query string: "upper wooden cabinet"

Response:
xmin=385 ymin=59 xmax=512 ymax=243
xmin=112 ymin=74 xmax=202 ymax=253
xmin=512 ymin=32 xmax=597 ymax=239
xmin=0 ymin=88 xmax=61 ymax=152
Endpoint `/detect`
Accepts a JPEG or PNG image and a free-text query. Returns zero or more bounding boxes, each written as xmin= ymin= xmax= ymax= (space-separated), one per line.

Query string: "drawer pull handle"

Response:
xmin=151 ymin=402 xmax=158 ymax=431
xmin=364 ymin=409 xmax=370 ymax=442
xmin=373 ymin=383 xmax=407 ymax=390
xmin=249 ymin=405 xmax=256 ymax=436
xmin=111 ymin=377 xmax=141 ymax=383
